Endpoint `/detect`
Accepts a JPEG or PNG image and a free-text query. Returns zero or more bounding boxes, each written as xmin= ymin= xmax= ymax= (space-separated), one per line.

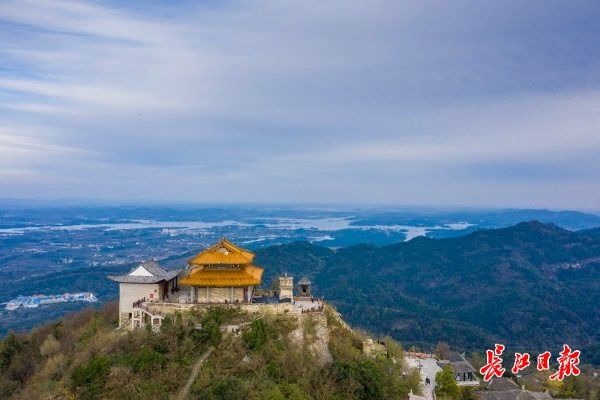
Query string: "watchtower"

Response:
xmin=278 ymin=274 xmax=293 ymax=302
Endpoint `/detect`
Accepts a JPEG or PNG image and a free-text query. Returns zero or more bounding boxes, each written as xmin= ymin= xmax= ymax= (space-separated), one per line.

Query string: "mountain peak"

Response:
xmin=510 ymin=220 xmax=567 ymax=234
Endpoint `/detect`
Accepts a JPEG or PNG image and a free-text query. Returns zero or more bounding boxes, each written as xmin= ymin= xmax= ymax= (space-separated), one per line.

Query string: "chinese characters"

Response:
xmin=479 ymin=344 xmax=580 ymax=382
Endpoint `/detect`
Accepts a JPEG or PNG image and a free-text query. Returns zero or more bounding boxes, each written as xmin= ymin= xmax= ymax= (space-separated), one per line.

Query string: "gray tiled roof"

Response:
xmin=448 ymin=352 xmax=476 ymax=373
xmin=452 ymin=361 xmax=476 ymax=373
xmin=488 ymin=378 xmax=519 ymax=391
xmin=477 ymin=378 xmax=555 ymax=400
xmin=477 ymin=389 xmax=537 ymax=400
xmin=299 ymin=277 xmax=311 ymax=285
xmin=108 ymin=260 xmax=181 ymax=283
xmin=528 ymin=392 xmax=553 ymax=400
xmin=449 ymin=352 xmax=466 ymax=362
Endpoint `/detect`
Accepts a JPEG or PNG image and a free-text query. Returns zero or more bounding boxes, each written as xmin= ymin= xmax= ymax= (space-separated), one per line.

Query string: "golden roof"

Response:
xmin=179 ymin=264 xmax=263 ymax=287
xmin=188 ymin=238 xmax=255 ymax=266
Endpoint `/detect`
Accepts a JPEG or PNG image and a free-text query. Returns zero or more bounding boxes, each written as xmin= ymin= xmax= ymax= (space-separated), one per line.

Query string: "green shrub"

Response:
xmin=125 ymin=347 xmax=166 ymax=372
xmin=281 ymin=383 xmax=312 ymax=400
xmin=333 ymin=359 xmax=386 ymax=400
xmin=265 ymin=385 xmax=286 ymax=400
xmin=71 ymin=355 xmax=111 ymax=400
xmin=42 ymin=353 xmax=67 ymax=380
xmin=555 ymin=375 xmax=587 ymax=399
xmin=198 ymin=376 xmax=248 ymax=400
xmin=0 ymin=376 xmax=20 ymax=398
xmin=40 ymin=334 xmax=60 ymax=357
xmin=0 ymin=332 xmax=34 ymax=384
xmin=78 ymin=316 xmax=104 ymax=345
xmin=266 ymin=360 xmax=282 ymax=379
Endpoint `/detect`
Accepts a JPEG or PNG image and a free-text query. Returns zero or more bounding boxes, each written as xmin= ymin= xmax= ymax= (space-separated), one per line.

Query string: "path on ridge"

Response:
xmin=405 ymin=355 xmax=442 ymax=400
xmin=177 ymin=346 xmax=214 ymax=400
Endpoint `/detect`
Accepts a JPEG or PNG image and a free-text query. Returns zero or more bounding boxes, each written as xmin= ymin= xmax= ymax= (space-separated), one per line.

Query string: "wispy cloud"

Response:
xmin=0 ymin=0 xmax=599 ymax=209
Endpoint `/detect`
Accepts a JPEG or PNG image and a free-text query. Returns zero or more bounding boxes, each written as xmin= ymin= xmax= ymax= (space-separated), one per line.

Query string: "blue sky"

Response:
xmin=0 ymin=1 xmax=599 ymax=209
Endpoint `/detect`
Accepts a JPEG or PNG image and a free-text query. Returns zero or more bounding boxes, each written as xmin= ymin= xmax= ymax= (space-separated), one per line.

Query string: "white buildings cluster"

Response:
xmin=5 ymin=292 xmax=97 ymax=310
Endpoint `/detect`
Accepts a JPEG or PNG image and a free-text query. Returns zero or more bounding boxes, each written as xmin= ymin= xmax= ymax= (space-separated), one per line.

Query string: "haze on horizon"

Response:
xmin=0 ymin=1 xmax=599 ymax=210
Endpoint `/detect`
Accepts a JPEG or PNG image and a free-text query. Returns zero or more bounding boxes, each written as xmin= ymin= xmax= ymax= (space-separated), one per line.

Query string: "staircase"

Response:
xmin=177 ymin=346 xmax=215 ymax=400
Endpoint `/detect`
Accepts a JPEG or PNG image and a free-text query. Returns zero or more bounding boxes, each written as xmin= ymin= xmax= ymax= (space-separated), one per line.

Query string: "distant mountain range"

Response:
xmin=1 ymin=210 xmax=599 ymax=365
xmin=255 ymin=221 xmax=600 ymax=364
xmin=347 ymin=208 xmax=600 ymax=231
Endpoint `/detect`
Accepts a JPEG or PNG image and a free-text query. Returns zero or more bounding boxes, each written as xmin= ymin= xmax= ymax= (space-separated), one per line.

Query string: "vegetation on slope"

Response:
xmin=0 ymin=302 xmax=220 ymax=399
xmin=0 ymin=302 xmax=422 ymax=400
xmin=191 ymin=307 xmax=422 ymax=400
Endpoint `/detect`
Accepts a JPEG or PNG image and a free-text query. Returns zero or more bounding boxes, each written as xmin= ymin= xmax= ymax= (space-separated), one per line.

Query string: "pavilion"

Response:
xmin=179 ymin=238 xmax=264 ymax=303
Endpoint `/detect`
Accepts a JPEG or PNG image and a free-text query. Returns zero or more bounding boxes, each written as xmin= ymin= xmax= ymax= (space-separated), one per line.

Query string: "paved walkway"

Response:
xmin=405 ymin=355 xmax=442 ymax=400
xmin=294 ymin=299 xmax=324 ymax=313
xmin=177 ymin=346 xmax=214 ymax=400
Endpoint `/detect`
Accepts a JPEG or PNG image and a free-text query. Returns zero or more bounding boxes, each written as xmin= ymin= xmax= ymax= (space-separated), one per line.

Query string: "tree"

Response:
xmin=201 ymin=320 xmax=222 ymax=346
xmin=243 ymin=319 xmax=269 ymax=350
xmin=0 ymin=332 xmax=22 ymax=369
xmin=435 ymin=365 xmax=462 ymax=400
xmin=384 ymin=336 xmax=404 ymax=363
xmin=435 ymin=342 xmax=450 ymax=360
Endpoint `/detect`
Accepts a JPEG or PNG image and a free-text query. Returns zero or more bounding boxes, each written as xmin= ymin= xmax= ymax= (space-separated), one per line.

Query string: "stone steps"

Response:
xmin=177 ymin=346 xmax=215 ymax=400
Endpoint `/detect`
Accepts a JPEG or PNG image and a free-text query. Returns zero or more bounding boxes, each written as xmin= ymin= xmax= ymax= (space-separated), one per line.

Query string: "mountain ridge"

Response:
xmin=254 ymin=220 xmax=600 ymax=363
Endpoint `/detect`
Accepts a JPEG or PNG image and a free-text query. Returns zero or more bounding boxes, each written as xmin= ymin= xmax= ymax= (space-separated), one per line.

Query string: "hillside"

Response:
xmin=0 ymin=302 xmax=421 ymax=400
xmin=254 ymin=221 xmax=600 ymax=363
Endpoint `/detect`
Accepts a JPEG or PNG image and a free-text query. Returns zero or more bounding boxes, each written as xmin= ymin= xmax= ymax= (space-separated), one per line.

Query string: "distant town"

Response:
xmin=4 ymin=292 xmax=97 ymax=310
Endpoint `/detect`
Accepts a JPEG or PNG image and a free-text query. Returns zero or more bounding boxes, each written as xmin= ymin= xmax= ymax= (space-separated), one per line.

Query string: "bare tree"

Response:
xmin=435 ymin=341 xmax=450 ymax=360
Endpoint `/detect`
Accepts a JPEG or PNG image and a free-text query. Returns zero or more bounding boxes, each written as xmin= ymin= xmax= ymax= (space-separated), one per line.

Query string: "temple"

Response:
xmin=109 ymin=238 xmax=324 ymax=330
xmin=179 ymin=238 xmax=263 ymax=303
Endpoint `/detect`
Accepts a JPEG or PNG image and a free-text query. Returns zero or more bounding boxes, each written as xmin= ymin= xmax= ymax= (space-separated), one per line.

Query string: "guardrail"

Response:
xmin=132 ymin=297 xmax=146 ymax=308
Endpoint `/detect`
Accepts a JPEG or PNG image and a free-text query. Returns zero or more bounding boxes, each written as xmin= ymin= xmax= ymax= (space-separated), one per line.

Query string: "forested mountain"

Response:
xmin=255 ymin=221 xmax=600 ymax=363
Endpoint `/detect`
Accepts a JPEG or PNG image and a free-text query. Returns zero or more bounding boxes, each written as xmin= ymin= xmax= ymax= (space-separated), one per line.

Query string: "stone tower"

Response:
xmin=298 ymin=276 xmax=312 ymax=299
xmin=279 ymin=274 xmax=293 ymax=302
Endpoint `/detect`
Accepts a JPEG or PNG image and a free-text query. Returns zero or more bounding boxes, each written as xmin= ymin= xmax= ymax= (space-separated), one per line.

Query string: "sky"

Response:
xmin=0 ymin=1 xmax=599 ymax=210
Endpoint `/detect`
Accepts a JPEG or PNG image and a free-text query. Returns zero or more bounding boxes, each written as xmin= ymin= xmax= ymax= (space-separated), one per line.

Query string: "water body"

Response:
xmin=0 ymin=217 xmax=473 ymax=241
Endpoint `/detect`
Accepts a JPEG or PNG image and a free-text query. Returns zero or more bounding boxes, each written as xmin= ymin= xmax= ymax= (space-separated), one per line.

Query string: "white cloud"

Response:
xmin=0 ymin=0 xmax=598 ymax=209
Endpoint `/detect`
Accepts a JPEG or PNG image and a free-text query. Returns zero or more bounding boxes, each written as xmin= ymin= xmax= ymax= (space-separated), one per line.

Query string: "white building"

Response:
xmin=109 ymin=260 xmax=180 ymax=327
